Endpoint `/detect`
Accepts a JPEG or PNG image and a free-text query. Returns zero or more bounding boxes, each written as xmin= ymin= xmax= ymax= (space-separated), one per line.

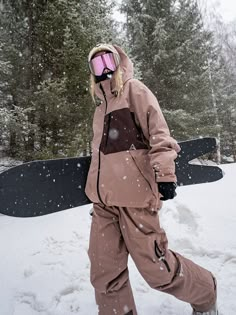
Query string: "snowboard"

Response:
xmin=0 ymin=137 xmax=223 ymax=217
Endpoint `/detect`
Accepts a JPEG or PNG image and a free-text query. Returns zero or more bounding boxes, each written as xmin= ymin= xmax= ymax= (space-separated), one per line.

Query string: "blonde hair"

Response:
xmin=89 ymin=66 xmax=123 ymax=103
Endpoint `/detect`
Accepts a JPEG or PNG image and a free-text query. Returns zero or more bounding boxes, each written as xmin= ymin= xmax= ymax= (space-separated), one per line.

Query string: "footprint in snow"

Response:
xmin=15 ymin=291 xmax=48 ymax=313
xmin=174 ymin=200 xmax=199 ymax=233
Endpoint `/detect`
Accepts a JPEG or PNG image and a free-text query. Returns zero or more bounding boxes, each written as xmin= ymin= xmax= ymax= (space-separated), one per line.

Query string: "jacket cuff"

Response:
xmin=153 ymin=165 xmax=177 ymax=183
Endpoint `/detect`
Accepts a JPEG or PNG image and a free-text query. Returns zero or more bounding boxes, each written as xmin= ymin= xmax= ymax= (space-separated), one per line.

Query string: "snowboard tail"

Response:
xmin=0 ymin=137 xmax=223 ymax=217
xmin=175 ymin=137 xmax=223 ymax=186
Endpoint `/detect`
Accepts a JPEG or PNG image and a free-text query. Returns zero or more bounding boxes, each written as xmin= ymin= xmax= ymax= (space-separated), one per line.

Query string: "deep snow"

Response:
xmin=0 ymin=163 xmax=236 ymax=315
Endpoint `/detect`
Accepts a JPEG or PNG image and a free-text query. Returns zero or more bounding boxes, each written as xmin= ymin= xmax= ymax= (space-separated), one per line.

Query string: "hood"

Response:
xmin=112 ymin=44 xmax=134 ymax=84
xmin=88 ymin=43 xmax=119 ymax=64
xmin=89 ymin=44 xmax=134 ymax=100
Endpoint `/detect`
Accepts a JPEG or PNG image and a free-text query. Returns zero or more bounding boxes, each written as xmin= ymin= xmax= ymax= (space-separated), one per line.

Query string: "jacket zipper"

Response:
xmin=96 ymin=151 xmax=103 ymax=204
xmin=96 ymin=84 xmax=108 ymax=205
xmin=105 ymin=113 xmax=111 ymax=147
xmin=154 ymin=240 xmax=171 ymax=273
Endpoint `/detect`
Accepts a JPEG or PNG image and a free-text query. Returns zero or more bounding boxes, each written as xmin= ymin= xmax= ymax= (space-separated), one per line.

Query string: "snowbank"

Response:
xmin=0 ymin=164 xmax=235 ymax=315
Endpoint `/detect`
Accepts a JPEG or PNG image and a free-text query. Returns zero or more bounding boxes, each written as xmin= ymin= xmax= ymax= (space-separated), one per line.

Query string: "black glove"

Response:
xmin=158 ymin=182 xmax=177 ymax=201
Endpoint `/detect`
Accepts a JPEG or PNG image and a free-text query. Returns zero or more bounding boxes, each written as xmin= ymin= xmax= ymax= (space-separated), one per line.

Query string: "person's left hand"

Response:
xmin=158 ymin=182 xmax=177 ymax=201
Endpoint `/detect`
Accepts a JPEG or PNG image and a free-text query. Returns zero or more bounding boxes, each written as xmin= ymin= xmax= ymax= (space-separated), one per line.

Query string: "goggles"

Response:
xmin=89 ymin=52 xmax=119 ymax=76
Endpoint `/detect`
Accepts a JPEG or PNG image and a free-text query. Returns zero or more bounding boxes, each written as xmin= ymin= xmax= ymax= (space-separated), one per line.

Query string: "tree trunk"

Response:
xmin=39 ymin=104 xmax=47 ymax=149
xmin=52 ymin=121 xmax=59 ymax=155
xmin=26 ymin=0 xmax=35 ymax=155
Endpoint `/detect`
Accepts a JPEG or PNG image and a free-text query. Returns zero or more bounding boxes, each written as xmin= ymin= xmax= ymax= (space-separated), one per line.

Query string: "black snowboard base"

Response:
xmin=0 ymin=137 xmax=223 ymax=217
xmin=175 ymin=137 xmax=223 ymax=186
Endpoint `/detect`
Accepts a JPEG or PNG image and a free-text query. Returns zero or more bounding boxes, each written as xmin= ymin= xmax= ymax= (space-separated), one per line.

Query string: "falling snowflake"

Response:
xmin=109 ymin=128 xmax=119 ymax=140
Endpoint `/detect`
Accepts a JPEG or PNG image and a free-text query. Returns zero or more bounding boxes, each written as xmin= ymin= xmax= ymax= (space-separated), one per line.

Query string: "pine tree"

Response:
xmin=122 ymin=0 xmax=220 ymax=140
xmin=0 ymin=0 xmax=45 ymax=158
xmin=0 ymin=0 xmax=115 ymax=160
xmin=209 ymin=21 xmax=236 ymax=161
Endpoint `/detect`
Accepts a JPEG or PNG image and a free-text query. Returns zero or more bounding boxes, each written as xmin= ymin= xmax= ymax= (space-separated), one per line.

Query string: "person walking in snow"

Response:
xmin=85 ymin=43 xmax=218 ymax=315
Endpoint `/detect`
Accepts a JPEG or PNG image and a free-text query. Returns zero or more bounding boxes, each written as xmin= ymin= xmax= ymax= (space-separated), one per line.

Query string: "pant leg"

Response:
xmin=119 ymin=206 xmax=217 ymax=313
xmin=88 ymin=203 xmax=138 ymax=315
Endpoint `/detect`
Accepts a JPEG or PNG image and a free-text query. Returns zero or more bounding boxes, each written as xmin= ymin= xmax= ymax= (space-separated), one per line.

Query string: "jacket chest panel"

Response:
xmin=99 ymin=107 xmax=148 ymax=155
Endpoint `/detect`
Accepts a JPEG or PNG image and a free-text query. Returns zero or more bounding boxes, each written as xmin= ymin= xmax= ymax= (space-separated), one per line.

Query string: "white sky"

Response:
xmin=208 ymin=0 xmax=236 ymax=22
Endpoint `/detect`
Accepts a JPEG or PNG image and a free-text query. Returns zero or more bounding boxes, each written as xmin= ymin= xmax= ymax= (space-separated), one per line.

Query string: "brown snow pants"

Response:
xmin=88 ymin=203 xmax=217 ymax=315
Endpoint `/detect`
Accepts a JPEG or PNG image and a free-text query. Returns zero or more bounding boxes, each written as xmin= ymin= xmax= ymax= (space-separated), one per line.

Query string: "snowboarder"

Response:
xmin=85 ymin=44 xmax=218 ymax=315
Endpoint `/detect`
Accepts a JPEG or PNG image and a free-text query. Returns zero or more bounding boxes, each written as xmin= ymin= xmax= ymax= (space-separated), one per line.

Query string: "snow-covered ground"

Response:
xmin=0 ymin=156 xmax=22 ymax=173
xmin=0 ymin=163 xmax=236 ymax=315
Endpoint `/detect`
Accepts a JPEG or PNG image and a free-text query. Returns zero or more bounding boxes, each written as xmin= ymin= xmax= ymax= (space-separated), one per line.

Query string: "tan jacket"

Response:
xmin=85 ymin=45 xmax=180 ymax=209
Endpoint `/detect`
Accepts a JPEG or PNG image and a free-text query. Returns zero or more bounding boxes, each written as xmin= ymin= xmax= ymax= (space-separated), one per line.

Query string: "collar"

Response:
xmin=95 ymin=77 xmax=116 ymax=102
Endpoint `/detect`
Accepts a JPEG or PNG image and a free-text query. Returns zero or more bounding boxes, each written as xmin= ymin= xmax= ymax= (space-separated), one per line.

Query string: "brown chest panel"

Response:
xmin=99 ymin=108 xmax=149 ymax=154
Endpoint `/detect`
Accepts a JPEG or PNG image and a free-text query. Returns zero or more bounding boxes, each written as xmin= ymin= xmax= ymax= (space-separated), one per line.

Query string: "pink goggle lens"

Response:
xmin=90 ymin=53 xmax=117 ymax=76
xmin=102 ymin=53 xmax=117 ymax=72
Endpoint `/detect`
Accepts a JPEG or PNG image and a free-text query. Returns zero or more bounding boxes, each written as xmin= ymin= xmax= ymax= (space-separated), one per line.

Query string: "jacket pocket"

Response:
xmin=154 ymin=240 xmax=171 ymax=273
xmin=129 ymin=151 xmax=156 ymax=198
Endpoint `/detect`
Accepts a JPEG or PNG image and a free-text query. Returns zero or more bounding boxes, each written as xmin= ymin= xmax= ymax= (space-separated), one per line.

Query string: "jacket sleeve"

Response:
xmin=128 ymin=79 xmax=180 ymax=183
